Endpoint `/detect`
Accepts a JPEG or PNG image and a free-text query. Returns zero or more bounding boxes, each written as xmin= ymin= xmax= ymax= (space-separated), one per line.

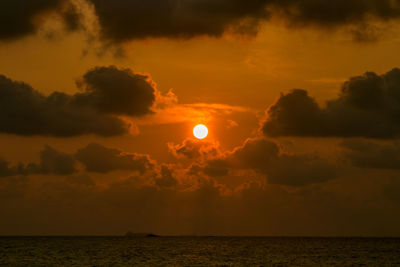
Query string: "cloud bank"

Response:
xmin=263 ymin=68 xmax=400 ymax=139
xmin=1 ymin=153 xmax=399 ymax=236
xmin=342 ymin=139 xmax=400 ymax=169
xmin=169 ymin=138 xmax=339 ymax=187
xmin=2 ymin=0 xmax=400 ymax=42
xmin=0 ymin=66 xmax=156 ymax=137
xmin=76 ymin=143 xmax=154 ymax=174
xmin=0 ymin=145 xmax=75 ymax=177
xmin=88 ymin=0 xmax=400 ymax=42
xmin=0 ymin=0 xmax=81 ymax=41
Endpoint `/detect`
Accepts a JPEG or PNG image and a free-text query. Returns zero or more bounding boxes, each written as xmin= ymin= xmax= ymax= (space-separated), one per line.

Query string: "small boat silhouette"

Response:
xmin=124 ymin=232 xmax=159 ymax=238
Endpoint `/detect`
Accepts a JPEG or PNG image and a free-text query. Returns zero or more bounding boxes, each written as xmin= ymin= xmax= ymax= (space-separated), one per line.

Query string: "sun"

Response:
xmin=193 ymin=124 xmax=208 ymax=139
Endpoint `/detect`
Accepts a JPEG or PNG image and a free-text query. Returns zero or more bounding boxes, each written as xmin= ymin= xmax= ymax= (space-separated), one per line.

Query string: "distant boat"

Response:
xmin=124 ymin=232 xmax=159 ymax=238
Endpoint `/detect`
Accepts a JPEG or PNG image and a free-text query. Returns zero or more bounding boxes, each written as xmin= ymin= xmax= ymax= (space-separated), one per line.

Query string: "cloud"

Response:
xmin=228 ymin=138 xmax=338 ymax=186
xmin=2 ymin=0 xmax=400 ymax=43
xmin=88 ymin=0 xmax=269 ymax=42
xmin=25 ymin=145 xmax=76 ymax=175
xmin=86 ymin=0 xmax=400 ymax=43
xmin=342 ymin=139 xmax=400 ymax=169
xmin=2 ymin=140 xmax=400 ymax=236
xmin=202 ymin=160 xmax=229 ymax=177
xmin=269 ymin=0 xmax=400 ymax=28
xmin=75 ymin=143 xmax=154 ymax=174
xmin=61 ymin=1 xmax=85 ymax=32
xmin=171 ymin=138 xmax=339 ymax=187
xmin=154 ymin=165 xmax=178 ymax=188
xmin=76 ymin=66 xmax=155 ymax=116
xmin=263 ymin=68 xmax=400 ymax=139
xmin=1 ymin=143 xmax=155 ymax=177
xmin=168 ymin=139 xmax=222 ymax=160
xmin=0 ymin=158 xmax=19 ymax=178
xmin=267 ymin=154 xmax=339 ymax=187
xmin=0 ymin=73 xmax=127 ymax=137
xmin=1 ymin=168 xmax=399 ymax=236
xmin=0 ymin=146 xmax=75 ymax=177
xmin=229 ymin=138 xmax=280 ymax=171
xmin=0 ymin=0 xmax=61 ymax=40
xmin=0 ymin=0 xmax=83 ymax=41
xmin=0 ymin=66 xmax=156 ymax=137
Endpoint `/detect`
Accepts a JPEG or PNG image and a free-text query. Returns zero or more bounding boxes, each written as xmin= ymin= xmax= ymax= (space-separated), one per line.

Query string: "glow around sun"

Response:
xmin=193 ymin=124 xmax=208 ymax=139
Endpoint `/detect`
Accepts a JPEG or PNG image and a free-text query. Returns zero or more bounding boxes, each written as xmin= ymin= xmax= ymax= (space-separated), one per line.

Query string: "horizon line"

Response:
xmin=1 ymin=235 xmax=399 ymax=238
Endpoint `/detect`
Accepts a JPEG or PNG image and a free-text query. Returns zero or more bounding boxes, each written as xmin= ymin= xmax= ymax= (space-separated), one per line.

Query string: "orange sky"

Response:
xmin=1 ymin=0 xmax=400 ymax=236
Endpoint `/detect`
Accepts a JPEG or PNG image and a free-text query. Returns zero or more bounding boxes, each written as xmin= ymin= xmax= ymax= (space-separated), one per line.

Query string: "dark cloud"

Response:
xmin=202 ymin=160 xmax=229 ymax=177
xmin=263 ymin=68 xmax=400 ymax=139
xmin=177 ymin=138 xmax=339 ymax=187
xmin=2 ymin=0 xmax=400 ymax=42
xmin=0 ymin=146 xmax=75 ymax=177
xmin=76 ymin=66 xmax=155 ymax=116
xmin=155 ymin=165 xmax=178 ymax=188
xmin=87 ymin=0 xmax=400 ymax=42
xmin=0 ymin=158 xmax=18 ymax=177
xmin=89 ymin=0 xmax=269 ymax=42
xmin=267 ymin=155 xmax=339 ymax=187
xmin=61 ymin=1 xmax=84 ymax=32
xmin=342 ymin=139 xmax=400 ymax=169
xmin=2 ymin=141 xmax=400 ymax=236
xmin=229 ymin=138 xmax=280 ymax=171
xmin=1 ymin=143 xmax=156 ymax=177
xmin=0 ymin=0 xmax=62 ymax=40
xmin=75 ymin=143 xmax=153 ymax=174
xmin=25 ymin=145 xmax=76 ymax=175
xmin=269 ymin=0 xmax=400 ymax=28
xmin=168 ymin=139 xmax=222 ymax=160
xmin=0 ymin=73 xmax=126 ymax=137
xmin=229 ymin=138 xmax=338 ymax=186
xmin=0 ymin=0 xmax=84 ymax=41
xmin=263 ymin=89 xmax=326 ymax=137
xmin=2 ymin=166 xmax=398 ymax=236
xmin=0 ymin=66 xmax=156 ymax=137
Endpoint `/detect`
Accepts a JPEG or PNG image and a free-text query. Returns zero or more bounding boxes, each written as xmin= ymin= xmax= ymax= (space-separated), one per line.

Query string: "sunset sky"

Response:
xmin=2 ymin=0 xmax=400 ymax=236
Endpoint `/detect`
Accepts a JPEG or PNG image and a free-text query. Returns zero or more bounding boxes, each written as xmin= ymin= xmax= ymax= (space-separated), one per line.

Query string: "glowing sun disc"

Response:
xmin=193 ymin=124 xmax=208 ymax=139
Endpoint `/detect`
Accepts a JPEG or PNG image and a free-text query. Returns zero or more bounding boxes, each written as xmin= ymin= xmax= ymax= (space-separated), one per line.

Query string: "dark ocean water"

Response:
xmin=1 ymin=237 xmax=400 ymax=266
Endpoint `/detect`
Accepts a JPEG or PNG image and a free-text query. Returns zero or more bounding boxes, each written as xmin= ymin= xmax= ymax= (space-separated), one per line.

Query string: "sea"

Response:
xmin=0 ymin=237 xmax=399 ymax=266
